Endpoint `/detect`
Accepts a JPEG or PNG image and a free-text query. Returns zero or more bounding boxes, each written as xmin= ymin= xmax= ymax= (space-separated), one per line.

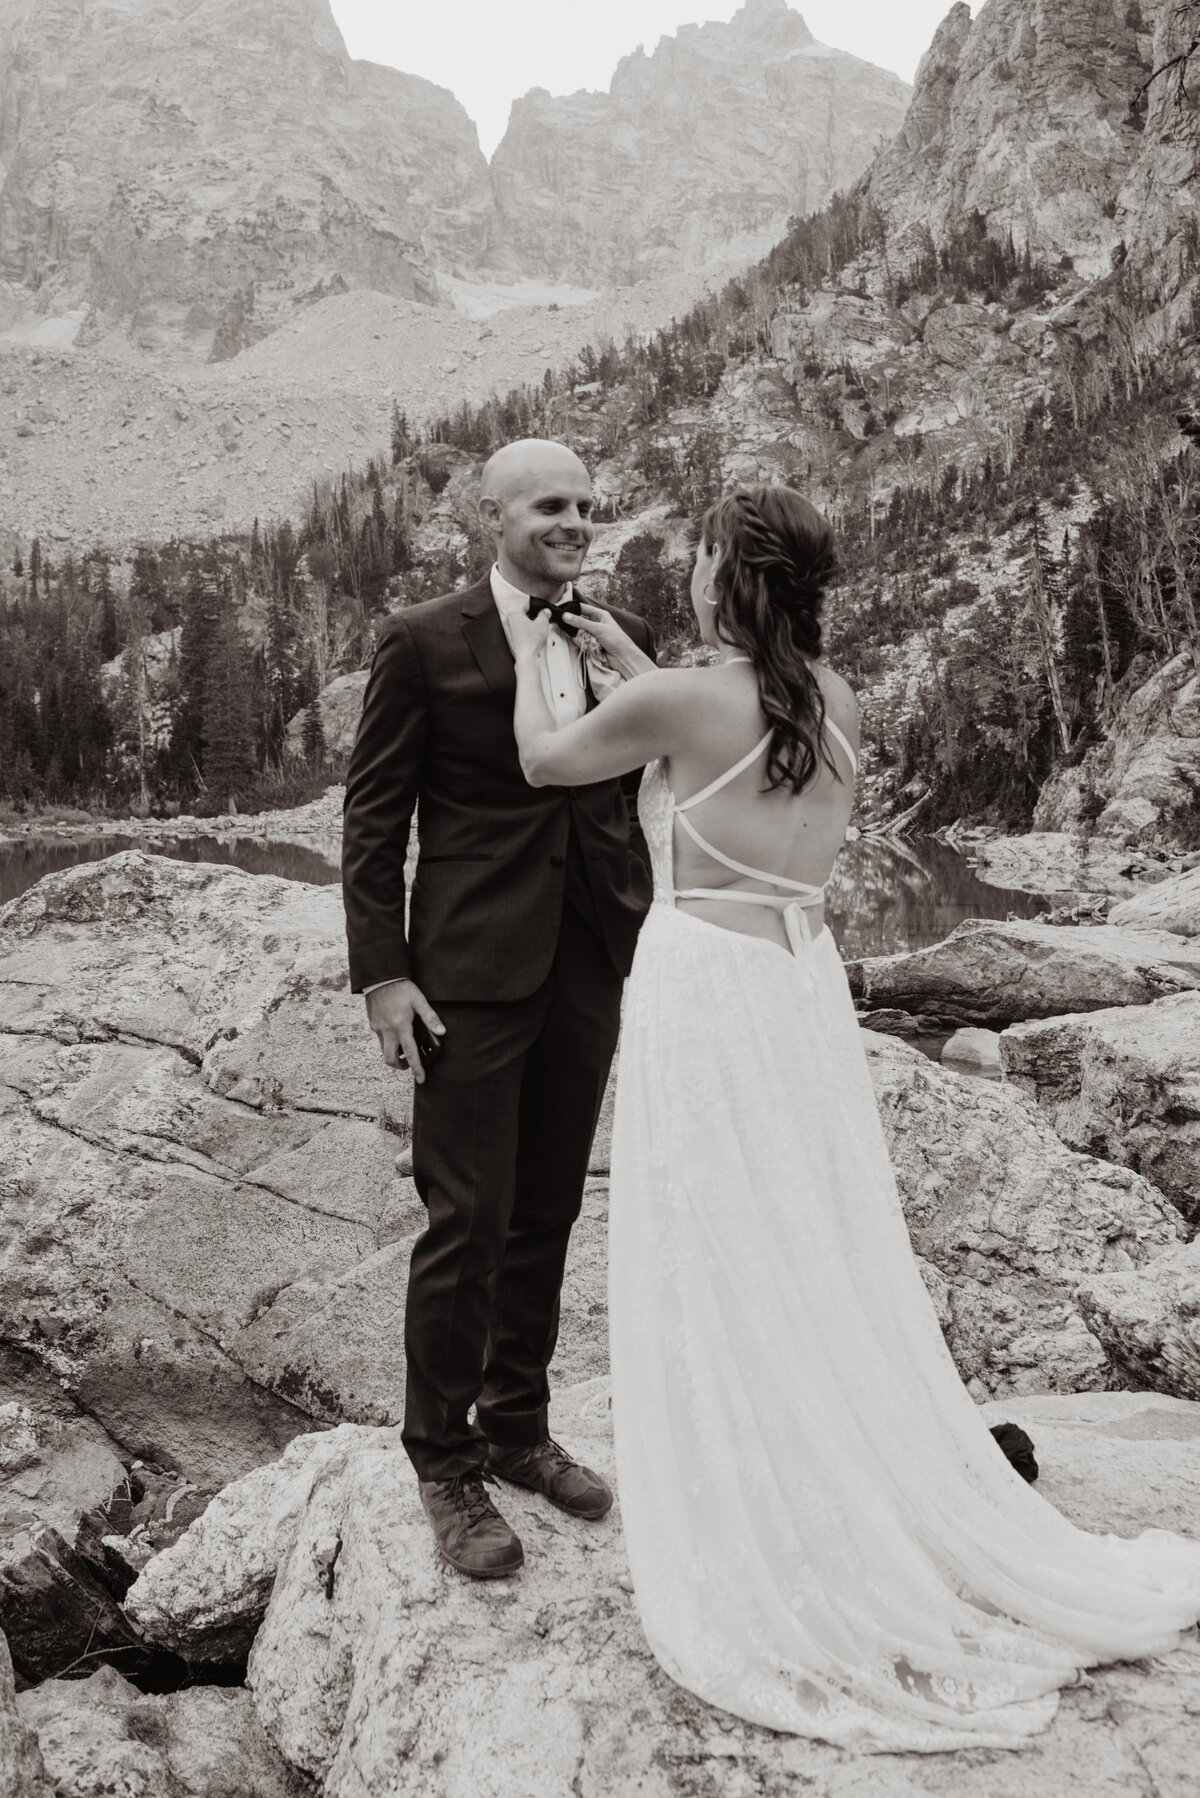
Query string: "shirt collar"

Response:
xmin=490 ymin=563 xmax=573 ymax=618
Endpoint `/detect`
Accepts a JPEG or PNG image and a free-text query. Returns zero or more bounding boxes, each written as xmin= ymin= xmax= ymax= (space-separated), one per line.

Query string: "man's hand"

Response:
xmin=365 ymin=978 xmax=445 ymax=1084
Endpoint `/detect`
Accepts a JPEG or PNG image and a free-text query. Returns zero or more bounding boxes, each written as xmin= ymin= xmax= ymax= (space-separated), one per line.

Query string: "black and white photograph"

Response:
xmin=3 ymin=2 xmax=1200 ymax=1793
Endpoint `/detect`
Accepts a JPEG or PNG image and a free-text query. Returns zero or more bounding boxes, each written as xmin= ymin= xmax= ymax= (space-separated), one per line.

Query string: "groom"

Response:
xmin=342 ymin=439 xmax=654 ymax=1578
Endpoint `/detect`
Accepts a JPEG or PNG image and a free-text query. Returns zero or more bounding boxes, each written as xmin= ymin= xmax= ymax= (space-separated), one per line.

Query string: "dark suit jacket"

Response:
xmin=342 ymin=574 xmax=656 ymax=1001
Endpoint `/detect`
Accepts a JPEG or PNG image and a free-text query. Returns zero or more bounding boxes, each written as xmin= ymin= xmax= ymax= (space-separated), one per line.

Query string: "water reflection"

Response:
xmin=0 ymin=831 xmax=1051 ymax=960
xmin=824 ymin=836 xmax=1050 ymax=962
xmin=0 ymin=835 xmax=340 ymax=909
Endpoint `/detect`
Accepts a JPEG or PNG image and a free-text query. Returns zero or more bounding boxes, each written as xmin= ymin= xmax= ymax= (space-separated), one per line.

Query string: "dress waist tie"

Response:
xmin=673 ymin=886 xmax=824 ymax=996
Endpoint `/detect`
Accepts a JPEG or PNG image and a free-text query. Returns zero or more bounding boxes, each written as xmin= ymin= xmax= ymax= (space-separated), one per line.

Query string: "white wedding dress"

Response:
xmin=608 ymin=721 xmax=1200 ymax=1753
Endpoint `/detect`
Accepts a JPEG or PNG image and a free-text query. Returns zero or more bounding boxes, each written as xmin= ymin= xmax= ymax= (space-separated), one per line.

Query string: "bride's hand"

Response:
xmin=507 ymin=605 xmax=550 ymax=664
xmin=575 ymin=603 xmax=655 ymax=679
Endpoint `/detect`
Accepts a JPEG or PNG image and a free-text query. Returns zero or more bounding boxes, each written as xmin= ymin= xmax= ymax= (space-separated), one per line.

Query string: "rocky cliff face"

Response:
xmin=490 ymin=0 xmax=911 ymax=287
xmin=867 ymin=0 xmax=1162 ymax=279
xmin=0 ymin=0 xmax=497 ymax=360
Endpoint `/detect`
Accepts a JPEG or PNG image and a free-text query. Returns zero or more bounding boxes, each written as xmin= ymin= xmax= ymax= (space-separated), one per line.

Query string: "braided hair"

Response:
xmin=699 ymin=485 xmax=841 ymax=796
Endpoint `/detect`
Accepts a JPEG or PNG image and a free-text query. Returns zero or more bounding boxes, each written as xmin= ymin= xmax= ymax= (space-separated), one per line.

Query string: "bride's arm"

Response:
xmin=511 ymin=610 xmax=690 ymax=787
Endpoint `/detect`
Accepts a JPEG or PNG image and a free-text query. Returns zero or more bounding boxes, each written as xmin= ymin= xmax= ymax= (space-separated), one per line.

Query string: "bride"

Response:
xmin=506 ymin=483 xmax=1200 ymax=1752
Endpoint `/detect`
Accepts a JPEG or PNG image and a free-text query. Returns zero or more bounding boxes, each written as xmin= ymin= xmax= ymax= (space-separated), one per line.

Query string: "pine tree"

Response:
xmin=129 ymin=546 xmax=169 ymax=634
xmin=171 ymin=554 xmax=223 ymax=785
xmin=390 ymin=402 xmax=413 ymax=465
xmin=95 ymin=556 xmax=119 ymax=663
xmin=302 ymin=695 xmax=327 ymax=770
xmin=201 ymin=580 xmax=256 ymax=812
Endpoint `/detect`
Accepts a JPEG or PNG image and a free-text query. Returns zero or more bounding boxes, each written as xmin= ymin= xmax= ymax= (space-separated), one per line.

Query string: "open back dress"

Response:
xmin=607 ymin=712 xmax=1200 ymax=1752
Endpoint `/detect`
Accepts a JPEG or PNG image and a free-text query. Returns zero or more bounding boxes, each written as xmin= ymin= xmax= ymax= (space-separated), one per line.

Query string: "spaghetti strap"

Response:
xmin=675 ymin=731 xmax=772 ymax=813
xmin=823 ymin=716 xmax=858 ymax=778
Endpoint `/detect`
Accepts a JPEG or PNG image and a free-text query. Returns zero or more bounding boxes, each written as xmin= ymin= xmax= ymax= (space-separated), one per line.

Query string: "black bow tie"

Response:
xmin=527 ymin=594 xmax=582 ymax=637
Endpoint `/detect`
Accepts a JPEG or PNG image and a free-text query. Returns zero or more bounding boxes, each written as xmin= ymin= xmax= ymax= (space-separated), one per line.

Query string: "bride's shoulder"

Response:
xmin=815 ymin=660 xmax=858 ymax=715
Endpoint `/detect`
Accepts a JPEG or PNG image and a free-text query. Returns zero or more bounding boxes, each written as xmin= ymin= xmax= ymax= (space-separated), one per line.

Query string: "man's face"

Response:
xmin=494 ymin=469 xmax=595 ymax=593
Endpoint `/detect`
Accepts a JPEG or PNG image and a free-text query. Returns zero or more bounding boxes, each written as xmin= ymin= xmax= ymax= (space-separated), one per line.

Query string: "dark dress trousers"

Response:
xmin=342 ymin=575 xmax=654 ymax=1480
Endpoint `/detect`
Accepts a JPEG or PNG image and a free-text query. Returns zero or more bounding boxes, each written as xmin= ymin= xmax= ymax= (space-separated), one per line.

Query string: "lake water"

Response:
xmin=0 ymin=835 xmax=342 ymax=909
xmin=0 ymin=831 xmax=1050 ymax=958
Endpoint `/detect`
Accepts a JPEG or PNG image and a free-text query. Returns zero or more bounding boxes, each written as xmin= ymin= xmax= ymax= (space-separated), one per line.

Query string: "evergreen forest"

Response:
xmin=2 ymin=190 xmax=1198 ymax=831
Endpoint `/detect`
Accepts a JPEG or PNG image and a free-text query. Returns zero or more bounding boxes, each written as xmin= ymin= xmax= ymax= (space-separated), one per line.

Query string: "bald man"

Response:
xmin=342 ymin=439 xmax=655 ymax=1578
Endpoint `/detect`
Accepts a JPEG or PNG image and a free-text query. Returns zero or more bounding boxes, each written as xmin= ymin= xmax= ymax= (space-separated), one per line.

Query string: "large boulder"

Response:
xmin=0 ymin=852 xmax=415 ymax=1486
xmin=1034 ymin=653 xmax=1200 ymax=842
xmin=968 ymin=830 xmax=1165 ymax=898
xmin=0 ymin=1353 xmax=149 ymax=1686
xmin=0 ymin=1628 xmax=51 ymax=1798
xmin=126 ymin=1383 xmax=1200 ymax=1798
xmin=17 ymin=1663 xmax=299 ymax=1798
xmin=284 ymin=671 xmax=369 ymax=762
xmin=1110 ymin=865 xmax=1200 ymax=937
xmin=847 ymin=918 xmax=1200 ymax=1027
xmin=1001 ymin=994 xmax=1200 ymax=1225
xmin=864 ymin=1035 xmax=1184 ymax=1397
xmin=1077 ymin=1240 xmax=1200 ymax=1402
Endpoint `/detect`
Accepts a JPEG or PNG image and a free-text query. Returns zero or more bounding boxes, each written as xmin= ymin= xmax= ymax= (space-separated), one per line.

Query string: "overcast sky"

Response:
xmin=329 ymin=1 xmax=957 ymax=157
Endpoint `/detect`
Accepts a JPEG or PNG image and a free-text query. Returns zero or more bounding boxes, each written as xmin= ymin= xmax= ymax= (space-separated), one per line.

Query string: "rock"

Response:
xmin=1078 ymin=1240 xmax=1200 ymax=1402
xmin=969 ymin=830 xmax=1159 ymax=898
xmin=867 ymin=0 xmax=1159 ymax=279
xmin=491 ymin=2 xmax=910 ymax=286
xmin=1034 ymin=655 xmax=1200 ymax=843
xmin=0 ymin=1522 xmax=148 ymax=1687
xmin=17 ymin=1664 xmax=299 ymax=1798
xmin=847 ymin=918 xmax=1200 ymax=1027
xmin=127 ymin=1383 xmax=1200 ymax=1798
xmin=1110 ymin=866 xmax=1200 ymax=938
xmin=863 ymin=1035 xmax=1183 ymax=1397
xmin=0 ymin=1381 xmax=149 ymax=1685
xmin=1001 ymin=993 xmax=1200 ymax=1225
xmin=1096 ymin=795 xmax=1162 ymax=845
xmin=940 ymin=1026 xmax=1002 ymax=1076
xmin=284 ymin=671 xmax=368 ymax=761
xmin=779 ymin=291 xmax=917 ymax=372
xmin=125 ymin=1421 xmax=398 ymax=1666
xmin=0 ymin=852 xmax=414 ymax=1484
xmin=923 ymin=302 xmax=1008 ymax=369
xmin=0 ymin=0 xmax=494 ymax=361
xmin=0 ymin=1628 xmax=52 ymax=1798
xmin=1 ymin=1398 xmax=127 ymax=1550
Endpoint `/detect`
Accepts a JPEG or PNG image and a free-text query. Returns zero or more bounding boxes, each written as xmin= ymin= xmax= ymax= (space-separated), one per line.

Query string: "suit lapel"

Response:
xmin=461 ymin=575 xmax=517 ymax=701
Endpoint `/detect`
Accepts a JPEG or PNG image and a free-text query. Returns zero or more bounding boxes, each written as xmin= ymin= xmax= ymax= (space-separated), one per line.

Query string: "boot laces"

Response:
xmin=453 ymin=1471 xmax=500 ymax=1527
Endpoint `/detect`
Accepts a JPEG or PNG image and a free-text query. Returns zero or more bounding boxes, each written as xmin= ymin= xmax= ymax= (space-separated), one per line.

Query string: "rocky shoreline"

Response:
xmin=3 ymin=843 xmax=1200 ymax=1795
xmin=0 ymin=786 xmax=346 ymax=867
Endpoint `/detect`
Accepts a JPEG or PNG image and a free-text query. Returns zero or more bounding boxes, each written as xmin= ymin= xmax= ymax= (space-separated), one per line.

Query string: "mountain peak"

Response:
xmin=493 ymin=12 xmax=908 ymax=288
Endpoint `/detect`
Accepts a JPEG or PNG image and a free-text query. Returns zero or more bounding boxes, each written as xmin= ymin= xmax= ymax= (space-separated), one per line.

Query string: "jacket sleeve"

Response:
xmin=341 ymin=615 xmax=427 ymax=992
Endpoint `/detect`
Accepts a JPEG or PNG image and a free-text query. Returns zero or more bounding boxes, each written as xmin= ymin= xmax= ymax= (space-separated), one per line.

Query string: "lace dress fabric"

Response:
xmin=607 ymin=759 xmax=1200 ymax=1752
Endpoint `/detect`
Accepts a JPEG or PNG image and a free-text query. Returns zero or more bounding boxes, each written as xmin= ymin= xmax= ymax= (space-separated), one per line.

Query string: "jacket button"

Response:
xmin=549 ymin=853 xmax=564 ymax=868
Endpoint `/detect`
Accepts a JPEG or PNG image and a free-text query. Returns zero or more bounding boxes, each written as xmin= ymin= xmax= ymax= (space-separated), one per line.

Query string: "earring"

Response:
xmin=700 ymin=584 xmax=717 ymax=607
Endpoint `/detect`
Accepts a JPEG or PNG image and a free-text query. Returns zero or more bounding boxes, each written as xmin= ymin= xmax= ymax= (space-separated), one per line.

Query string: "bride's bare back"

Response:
xmin=666 ymin=657 xmax=859 ymax=952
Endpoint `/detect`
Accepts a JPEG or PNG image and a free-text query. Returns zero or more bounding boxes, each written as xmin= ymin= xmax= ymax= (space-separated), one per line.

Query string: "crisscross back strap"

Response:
xmin=823 ymin=717 xmax=858 ymax=778
xmin=674 ymin=809 xmax=827 ymax=896
xmin=675 ymin=719 xmax=858 ymax=816
xmin=674 ymin=730 xmax=773 ymax=813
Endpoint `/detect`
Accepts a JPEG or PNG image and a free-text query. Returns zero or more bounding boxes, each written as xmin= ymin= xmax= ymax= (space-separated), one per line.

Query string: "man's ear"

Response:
xmin=478 ymin=494 xmax=502 ymax=535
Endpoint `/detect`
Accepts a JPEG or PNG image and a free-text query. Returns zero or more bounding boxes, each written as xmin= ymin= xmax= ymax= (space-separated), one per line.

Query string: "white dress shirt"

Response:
xmin=490 ymin=564 xmax=591 ymax=727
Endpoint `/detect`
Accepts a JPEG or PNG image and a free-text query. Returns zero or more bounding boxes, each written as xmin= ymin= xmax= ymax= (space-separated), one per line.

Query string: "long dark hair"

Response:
xmin=699 ymin=485 xmax=840 ymax=796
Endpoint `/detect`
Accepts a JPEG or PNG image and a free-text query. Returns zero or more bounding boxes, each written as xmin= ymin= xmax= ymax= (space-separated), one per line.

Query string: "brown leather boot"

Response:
xmin=418 ymin=1471 xmax=524 ymax=1579
xmin=485 ymin=1438 xmax=613 ymax=1520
